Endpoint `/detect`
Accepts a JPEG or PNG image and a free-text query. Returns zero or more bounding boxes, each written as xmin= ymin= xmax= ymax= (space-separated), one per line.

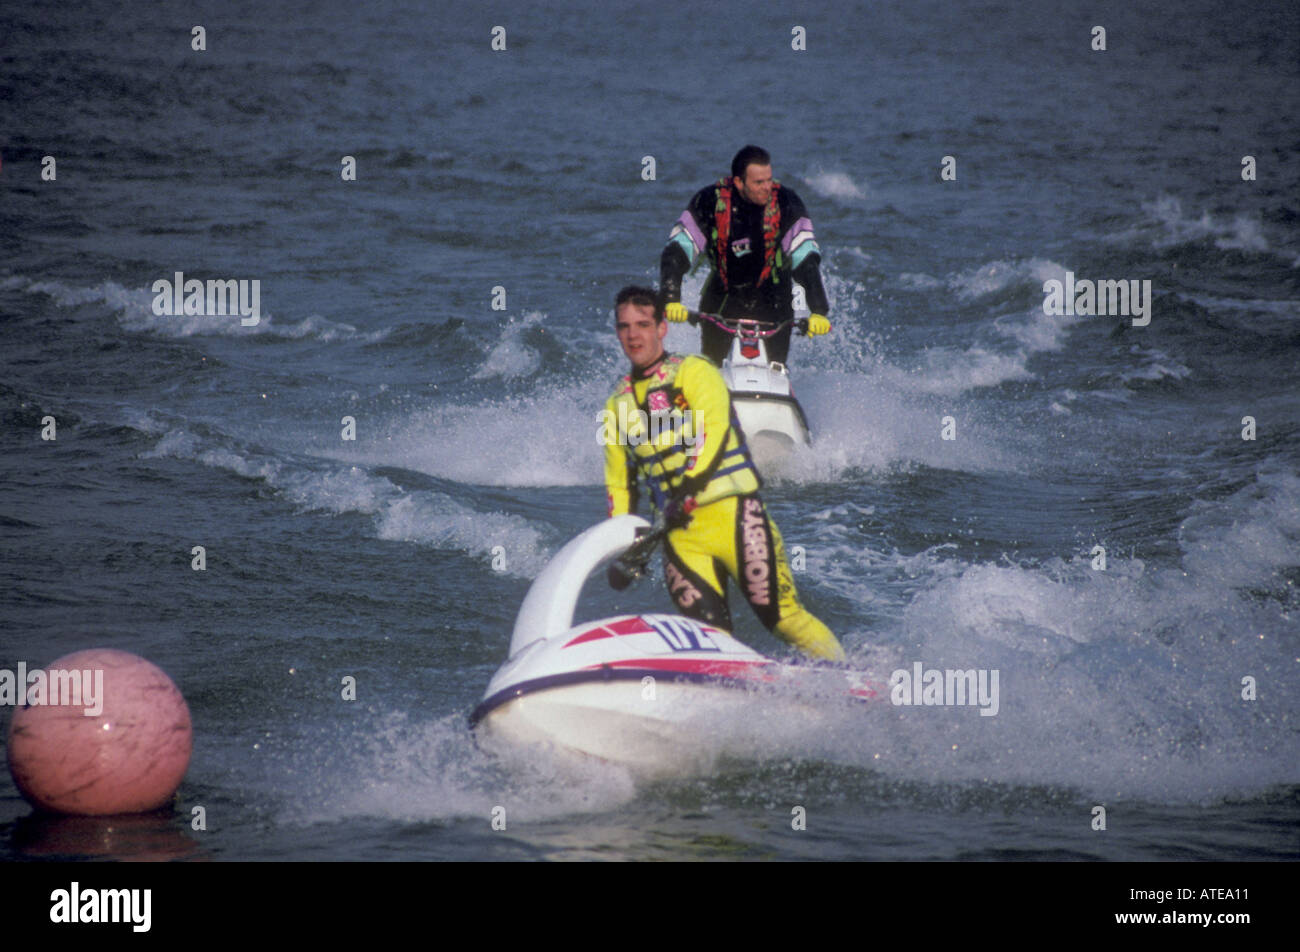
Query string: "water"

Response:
xmin=1 ymin=0 xmax=1297 ymax=862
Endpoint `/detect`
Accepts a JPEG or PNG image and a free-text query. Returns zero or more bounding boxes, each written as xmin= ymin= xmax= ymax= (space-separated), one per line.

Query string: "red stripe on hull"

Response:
xmin=564 ymin=626 xmax=614 ymax=647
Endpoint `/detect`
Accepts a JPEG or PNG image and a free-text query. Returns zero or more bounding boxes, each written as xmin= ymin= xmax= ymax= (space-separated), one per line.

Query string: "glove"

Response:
xmin=663 ymin=495 xmax=697 ymax=530
xmin=664 ymin=302 xmax=689 ymax=323
xmin=806 ymin=314 xmax=831 ymax=336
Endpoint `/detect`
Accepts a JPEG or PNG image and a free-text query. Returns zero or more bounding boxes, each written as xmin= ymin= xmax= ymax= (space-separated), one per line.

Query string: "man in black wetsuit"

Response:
xmin=658 ymin=144 xmax=831 ymax=366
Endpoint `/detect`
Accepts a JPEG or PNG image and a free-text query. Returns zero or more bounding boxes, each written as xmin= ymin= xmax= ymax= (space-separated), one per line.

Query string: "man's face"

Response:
xmin=615 ymin=301 xmax=667 ymax=371
xmin=733 ymin=163 xmax=773 ymax=205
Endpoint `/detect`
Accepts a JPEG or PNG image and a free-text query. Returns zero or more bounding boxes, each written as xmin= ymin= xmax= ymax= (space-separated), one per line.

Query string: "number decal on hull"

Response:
xmin=644 ymin=615 xmax=721 ymax=652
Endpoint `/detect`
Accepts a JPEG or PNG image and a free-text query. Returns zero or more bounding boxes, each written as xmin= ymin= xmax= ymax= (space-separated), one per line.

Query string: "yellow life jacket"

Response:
xmin=603 ymin=353 xmax=761 ymax=516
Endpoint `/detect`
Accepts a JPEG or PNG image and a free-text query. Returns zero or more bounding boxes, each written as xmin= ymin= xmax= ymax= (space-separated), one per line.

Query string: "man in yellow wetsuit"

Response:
xmin=600 ymin=285 xmax=845 ymax=662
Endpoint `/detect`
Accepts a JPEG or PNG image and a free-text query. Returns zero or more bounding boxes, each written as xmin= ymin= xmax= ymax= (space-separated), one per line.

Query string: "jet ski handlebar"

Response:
xmin=687 ymin=310 xmax=812 ymax=337
xmin=621 ymin=520 xmax=666 ymax=568
xmin=607 ymin=519 xmax=668 ymax=590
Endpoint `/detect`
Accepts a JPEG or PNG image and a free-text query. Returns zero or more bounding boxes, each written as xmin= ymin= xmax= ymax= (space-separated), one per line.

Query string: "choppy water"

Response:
xmin=1 ymin=0 xmax=1297 ymax=862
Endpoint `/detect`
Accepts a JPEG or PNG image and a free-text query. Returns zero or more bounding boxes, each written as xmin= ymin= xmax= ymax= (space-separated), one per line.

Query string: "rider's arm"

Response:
xmin=674 ymin=356 xmax=733 ymax=498
xmin=793 ymin=256 xmax=829 ymax=315
xmin=605 ymin=443 xmax=638 ymax=517
xmin=780 ymin=188 xmax=830 ymax=315
xmin=660 ymin=187 xmax=713 ymax=309
xmin=659 ymin=244 xmax=689 ymax=313
xmin=603 ymin=398 xmax=638 ymax=517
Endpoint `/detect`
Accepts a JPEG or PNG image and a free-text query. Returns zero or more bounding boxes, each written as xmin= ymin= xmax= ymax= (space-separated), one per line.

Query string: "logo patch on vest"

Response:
xmin=730 ymin=237 xmax=752 ymax=257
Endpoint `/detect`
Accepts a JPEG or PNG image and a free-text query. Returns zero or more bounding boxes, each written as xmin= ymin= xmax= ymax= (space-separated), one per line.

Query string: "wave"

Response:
xmin=273 ymin=711 xmax=640 ymax=826
xmin=1110 ymin=195 xmax=1296 ymax=262
xmin=803 ymin=169 xmax=870 ymax=201
xmin=8 ymin=276 xmax=388 ymax=342
xmin=470 ymin=310 xmax=548 ymax=380
xmin=949 ymin=257 xmax=1064 ymax=300
xmin=788 ymin=463 xmax=1300 ymax=801
xmin=140 ymin=422 xmax=550 ymax=577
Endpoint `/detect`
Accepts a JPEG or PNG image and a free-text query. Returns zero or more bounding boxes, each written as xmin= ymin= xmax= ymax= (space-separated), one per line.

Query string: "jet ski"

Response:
xmin=470 ymin=515 xmax=883 ymax=775
xmin=691 ymin=311 xmax=815 ymax=471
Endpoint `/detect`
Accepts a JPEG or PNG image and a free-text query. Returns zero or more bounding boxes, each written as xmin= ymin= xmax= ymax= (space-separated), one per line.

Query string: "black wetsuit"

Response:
xmin=659 ymin=181 xmax=829 ymax=365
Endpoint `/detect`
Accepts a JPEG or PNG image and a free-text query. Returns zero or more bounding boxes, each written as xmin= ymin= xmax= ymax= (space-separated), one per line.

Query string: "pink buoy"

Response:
xmin=6 ymin=649 xmax=192 ymax=815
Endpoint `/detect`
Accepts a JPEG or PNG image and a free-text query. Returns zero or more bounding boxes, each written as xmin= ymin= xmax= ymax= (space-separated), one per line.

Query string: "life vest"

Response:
xmin=712 ymin=177 xmax=782 ymax=290
xmin=608 ymin=354 xmax=761 ymax=511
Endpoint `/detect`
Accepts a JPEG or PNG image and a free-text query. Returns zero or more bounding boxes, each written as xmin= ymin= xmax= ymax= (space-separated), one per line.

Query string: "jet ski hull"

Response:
xmin=473 ymin=518 xmax=882 ymax=776
xmin=475 ymin=674 xmax=766 ymax=774
xmin=473 ymin=610 xmax=880 ymax=774
xmin=720 ymin=341 xmax=811 ymax=471
xmin=731 ymin=390 xmax=811 ymax=466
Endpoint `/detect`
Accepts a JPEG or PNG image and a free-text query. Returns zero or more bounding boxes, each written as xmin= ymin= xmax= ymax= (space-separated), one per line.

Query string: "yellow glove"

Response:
xmin=664 ymin=302 xmax=689 ymax=323
xmin=806 ymin=314 xmax=831 ymax=336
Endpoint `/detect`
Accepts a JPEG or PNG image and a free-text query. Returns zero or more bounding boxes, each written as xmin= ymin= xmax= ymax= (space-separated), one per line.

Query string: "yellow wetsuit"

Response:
xmin=601 ymin=353 xmax=844 ymax=661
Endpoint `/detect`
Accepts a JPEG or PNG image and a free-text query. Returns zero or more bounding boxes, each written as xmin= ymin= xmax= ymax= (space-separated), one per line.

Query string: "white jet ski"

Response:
xmin=470 ymin=515 xmax=883 ymax=775
xmin=692 ymin=311 xmax=815 ymax=471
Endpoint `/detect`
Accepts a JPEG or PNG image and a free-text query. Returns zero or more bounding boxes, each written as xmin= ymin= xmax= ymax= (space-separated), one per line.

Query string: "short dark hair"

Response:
xmin=731 ymin=144 xmax=771 ymax=180
xmin=615 ymin=285 xmax=660 ymax=320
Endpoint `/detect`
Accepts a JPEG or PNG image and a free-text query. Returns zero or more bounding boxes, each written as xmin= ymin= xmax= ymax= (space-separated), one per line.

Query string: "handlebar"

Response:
xmin=619 ymin=520 xmax=666 ymax=571
xmin=607 ymin=519 xmax=667 ymax=589
xmin=687 ymin=310 xmax=816 ymax=337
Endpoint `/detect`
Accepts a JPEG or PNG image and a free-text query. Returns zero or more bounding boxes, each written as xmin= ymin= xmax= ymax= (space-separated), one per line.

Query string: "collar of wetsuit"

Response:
xmin=634 ymin=353 xmax=667 ymax=378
